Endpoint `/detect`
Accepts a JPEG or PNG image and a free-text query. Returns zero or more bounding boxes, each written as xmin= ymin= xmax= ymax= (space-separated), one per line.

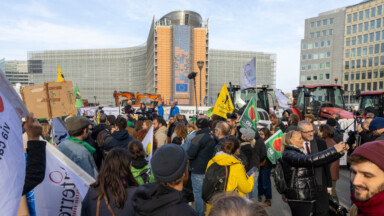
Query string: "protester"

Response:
xmin=135 ymin=120 xmax=144 ymax=132
xmin=169 ymin=101 xmax=180 ymax=120
xmin=282 ymin=129 xmax=347 ymax=216
xmin=102 ymin=116 xmax=135 ymax=151
xmin=172 ymin=124 xmax=188 ymax=144
xmin=124 ymin=100 xmax=135 ymax=118
xmin=238 ymin=128 xmax=256 ymax=171
xmin=106 ymin=115 xmax=116 ymax=129
xmin=213 ymin=121 xmax=231 ymax=153
xmin=331 ymin=113 xmax=342 ymax=130
xmin=208 ymin=192 xmax=268 ymax=216
xmin=142 ymin=120 xmax=153 ymax=130
xmin=269 ymin=113 xmax=286 ymax=133
xmin=126 ymin=121 xmax=138 ymax=138
xmin=57 ymin=116 xmax=96 ymax=177
xmin=359 ymin=118 xmax=374 ymax=144
xmin=258 ymin=128 xmax=273 ymax=206
xmin=127 ymin=140 xmax=154 ymax=185
xmin=182 ymin=121 xmax=197 ymax=151
xmin=153 ymin=116 xmax=168 ymax=147
xmin=286 ymin=114 xmax=299 ymax=132
xmin=319 ymin=124 xmax=340 ymax=203
xmin=226 ymin=113 xmax=239 ymax=138
xmin=349 ymin=140 xmax=384 ymax=215
xmin=369 ymin=117 xmax=384 ymax=140
xmin=281 ymin=110 xmax=292 ymax=122
xmin=23 ymin=113 xmax=47 ymax=195
xmin=156 ymin=101 xmax=164 ymax=118
xmin=136 ymin=129 xmax=158 ymax=154
xmin=326 ymin=118 xmax=343 ymax=143
xmin=304 ymin=114 xmax=318 ymax=134
xmin=81 ymin=148 xmax=139 ymax=215
xmin=133 ymin=144 xmax=197 ymax=215
xmin=298 ymin=120 xmax=340 ymax=215
xmin=187 ymin=118 xmax=218 ymax=216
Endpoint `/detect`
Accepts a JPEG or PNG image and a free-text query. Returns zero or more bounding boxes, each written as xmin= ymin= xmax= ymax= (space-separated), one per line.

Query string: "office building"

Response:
xmin=4 ymin=60 xmax=31 ymax=86
xmin=300 ymin=8 xmax=346 ymax=86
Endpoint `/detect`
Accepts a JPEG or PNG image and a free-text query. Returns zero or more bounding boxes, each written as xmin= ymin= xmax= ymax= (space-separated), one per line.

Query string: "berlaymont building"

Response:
xmin=28 ymin=10 xmax=276 ymax=106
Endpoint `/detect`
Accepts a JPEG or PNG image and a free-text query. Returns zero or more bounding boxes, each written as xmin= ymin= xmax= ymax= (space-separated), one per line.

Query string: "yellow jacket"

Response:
xmin=206 ymin=152 xmax=254 ymax=197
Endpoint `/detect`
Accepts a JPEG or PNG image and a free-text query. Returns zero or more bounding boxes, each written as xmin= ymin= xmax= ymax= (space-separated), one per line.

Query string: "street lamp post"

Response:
xmin=188 ymin=72 xmax=198 ymax=118
xmin=197 ymin=61 xmax=205 ymax=107
xmin=334 ymin=77 xmax=338 ymax=85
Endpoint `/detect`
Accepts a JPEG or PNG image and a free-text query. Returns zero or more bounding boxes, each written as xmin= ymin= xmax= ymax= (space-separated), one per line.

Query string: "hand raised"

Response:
xmin=25 ymin=113 xmax=42 ymax=141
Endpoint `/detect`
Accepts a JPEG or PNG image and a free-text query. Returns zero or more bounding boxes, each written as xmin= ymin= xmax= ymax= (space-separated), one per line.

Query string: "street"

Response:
xmin=264 ymin=167 xmax=351 ymax=215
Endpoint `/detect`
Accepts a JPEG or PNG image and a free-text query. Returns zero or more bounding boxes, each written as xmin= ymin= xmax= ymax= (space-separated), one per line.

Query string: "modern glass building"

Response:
xmin=28 ymin=10 xmax=276 ymax=105
xmin=3 ymin=60 xmax=31 ymax=86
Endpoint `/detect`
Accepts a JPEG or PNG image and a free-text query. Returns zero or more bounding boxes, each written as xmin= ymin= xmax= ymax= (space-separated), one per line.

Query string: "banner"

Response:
xmin=52 ymin=118 xmax=69 ymax=145
xmin=239 ymin=97 xmax=259 ymax=132
xmin=142 ymin=126 xmax=154 ymax=166
xmin=33 ymin=144 xmax=95 ymax=216
xmin=212 ymin=84 xmax=234 ymax=119
xmin=74 ymin=85 xmax=83 ymax=108
xmin=102 ymin=107 xmax=120 ymax=117
xmin=273 ymin=87 xmax=290 ymax=109
xmin=80 ymin=107 xmax=120 ymax=117
xmin=265 ymin=130 xmax=283 ymax=163
xmin=240 ymin=57 xmax=256 ymax=90
xmin=0 ymin=89 xmax=26 ymax=216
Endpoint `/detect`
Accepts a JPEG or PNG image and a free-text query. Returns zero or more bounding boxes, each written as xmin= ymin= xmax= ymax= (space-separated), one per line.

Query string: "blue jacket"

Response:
xmin=157 ymin=105 xmax=164 ymax=118
xmin=187 ymin=128 xmax=218 ymax=174
xmin=169 ymin=106 xmax=180 ymax=119
xmin=57 ymin=139 xmax=96 ymax=177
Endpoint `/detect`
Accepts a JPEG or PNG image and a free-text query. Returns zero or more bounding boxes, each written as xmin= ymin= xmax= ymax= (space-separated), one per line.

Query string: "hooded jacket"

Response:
xmin=131 ymin=157 xmax=154 ymax=185
xmin=133 ymin=183 xmax=197 ymax=216
xmin=206 ymin=152 xmax=254 ymax=197
xmin=155 ymin=126 xmax=168 ymax=148
xmin=102 ymin=129 xmax=134 ymax=151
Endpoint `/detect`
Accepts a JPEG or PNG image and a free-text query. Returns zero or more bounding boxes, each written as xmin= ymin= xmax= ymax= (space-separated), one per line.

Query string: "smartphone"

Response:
xmin=247 ymin=167 xmax=258 ymax=176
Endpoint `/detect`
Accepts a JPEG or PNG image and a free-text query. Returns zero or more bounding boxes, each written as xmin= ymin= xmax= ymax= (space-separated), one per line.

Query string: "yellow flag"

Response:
xmin=57 ymin=64 xmax=65 ymax=82
xmin=212 ymin=83 xmax=234 ymax=119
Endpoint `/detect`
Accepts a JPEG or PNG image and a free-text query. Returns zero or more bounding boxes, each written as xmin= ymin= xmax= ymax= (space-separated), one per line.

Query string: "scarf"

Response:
xmin=68 ymin=136 xmax=96 ymax=155
xmin=351 ymin=190 xmax=384 ymax=216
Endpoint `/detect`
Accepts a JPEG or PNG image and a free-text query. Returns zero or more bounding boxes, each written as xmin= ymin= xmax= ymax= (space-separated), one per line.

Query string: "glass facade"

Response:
xmin=4 ymin=60 xmax=31 ymax=86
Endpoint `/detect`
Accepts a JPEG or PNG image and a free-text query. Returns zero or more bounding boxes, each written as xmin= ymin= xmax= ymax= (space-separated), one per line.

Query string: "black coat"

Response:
xmin=23 ymin=140 xmax=46 ymax=195
xmin=282 ymin=145 xmax=341 ymax=201
xmin=133 ymin=183 xmax=197 ymax=216
xmin=102 ymin=130 xmax=135 ymax=151
xmin=81 ymin=186 xmax=137 ymax=216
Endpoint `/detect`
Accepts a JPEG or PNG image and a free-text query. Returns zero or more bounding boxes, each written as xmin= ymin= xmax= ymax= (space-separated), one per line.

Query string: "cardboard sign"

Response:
xmin=21 ymin=81 xmax=77 ymax=119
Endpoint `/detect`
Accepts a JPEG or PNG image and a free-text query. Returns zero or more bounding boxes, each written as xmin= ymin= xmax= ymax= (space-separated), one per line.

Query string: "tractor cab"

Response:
xmin=291 ymin=85 xmax=353 ymax=120
xmin=358 ymin=91 xmax=384 ymax=117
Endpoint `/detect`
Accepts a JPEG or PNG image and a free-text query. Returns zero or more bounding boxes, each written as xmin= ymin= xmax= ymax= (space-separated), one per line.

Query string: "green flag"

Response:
xmin=239 ymin=97 xmax=259 ymax=132
xmin=265 ymin=130 xmax=283 ymax=163
xmin=74 ymin=85 xmax=83 ymax=108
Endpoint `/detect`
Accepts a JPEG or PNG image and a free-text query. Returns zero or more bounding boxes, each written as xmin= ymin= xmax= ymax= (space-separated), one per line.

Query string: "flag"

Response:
xmin=0 ymin=70 xmax=28 ymax=216
xmin=265 ymin=130 xmax=283 ymax=163
xmin=142 ymin=126 xmax=154 ymax=166
xmin=74 ymin=85 xmax=83 ymax=108
xmin=57 ymin=64 xmax=65 ymax=82
xmin=33 ymin=144 xmax=95 ymax=216
xmin=239 ymin=97 xmax=259 ymax=132
xmin=52 ymin=118 xmax=69 ymax=144
xmin=212 ymin=83 xmax=234 ymax=119
xmin=273 ymin=87 xmax=289 ymax=109
xmin=240 ymin=57 xmax=256 ymax=90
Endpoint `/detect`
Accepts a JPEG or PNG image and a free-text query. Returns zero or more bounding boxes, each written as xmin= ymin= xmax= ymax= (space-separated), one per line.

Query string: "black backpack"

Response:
xmin=272 ymin=158 xmax=296 ymax=194
xmin=202 ymin=163 xmax=230 ymax=203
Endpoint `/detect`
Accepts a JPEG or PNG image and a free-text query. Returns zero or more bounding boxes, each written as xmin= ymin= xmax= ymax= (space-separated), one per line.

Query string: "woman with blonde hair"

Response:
xmin=172 ymin=124 xmax=188 ymax=145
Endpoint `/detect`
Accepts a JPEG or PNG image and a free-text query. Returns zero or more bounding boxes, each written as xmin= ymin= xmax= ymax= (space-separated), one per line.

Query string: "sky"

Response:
xmin=0 ymin=0 xmax=361 ymax=93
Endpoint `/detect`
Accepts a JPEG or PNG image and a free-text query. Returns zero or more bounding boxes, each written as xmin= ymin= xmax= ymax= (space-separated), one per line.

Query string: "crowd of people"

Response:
xmin=19 ymin=100 xmax=384 ymax=216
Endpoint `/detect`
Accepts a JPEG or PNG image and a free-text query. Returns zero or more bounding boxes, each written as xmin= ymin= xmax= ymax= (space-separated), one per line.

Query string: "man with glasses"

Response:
xmin=298 ymin=120 xmax=333 ymax=216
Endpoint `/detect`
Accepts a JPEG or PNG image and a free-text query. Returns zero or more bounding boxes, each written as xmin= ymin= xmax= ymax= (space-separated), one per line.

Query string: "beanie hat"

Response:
xmin=196 ymin=118 xmax=210 ymax=129
xmin=239 ymin=128 xmax=255 ymax=141
xmin=150 ymin=144 xmax=188 ymax=183
xmin=326 ymin=118 xmax=337 ymax=127
xmin=351 ymin=140 xmax=384 ymax=171
xmin=369 ymin=117 xmax=384 ymax=131
xmin=65 ymin=116 xmax=89 ymax=132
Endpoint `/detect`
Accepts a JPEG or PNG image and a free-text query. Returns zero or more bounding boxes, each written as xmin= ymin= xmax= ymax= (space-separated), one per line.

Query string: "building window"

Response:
xmin=330 ymin=18 xmax=334 ymax=24
xmin=323 ymin=30 xmax=327 ymax=36
xmin=326 ymin=51 xmax=331 ymax=58
xmin=377 ymin=31 xmax=381 ymax=41
xmin=362 ymin=71 xmax=366 ymax=79
xmin=301 ymin=75 xmax=306 ymax=81
xmin=347 ymin=26 xmax=351 ymax=35
xmin=364 ymin=22 xmax=369 ymax=31
xmin=320 ymin=62 xmax=324 ymax=69
xmin=369 ymin=57 xmax=373 ymax=66
xmin=373 ymin=82 xmax=377 ymax=91
xmin=351 ymin=73 xmax=355 ymax=81
xmin=320 ymin=53 xmax=324 ymax=59
xmin=359 ymin=11 xmax=364 ymax=20
xmin=346 ymin=38 xmax=351 ymax=46
xmin=345 ymin=61 xmax=349 ymax=69
xmin=347 ymin=14 xmax=352 ymax=23
xmin=302 ymin=65 xmax=306 ymax=70
xmin=369 ymin=45 xmax=374 ymax=54
xmin=368 ymin=70 xmax=372 ymax=79
xmin=302 ymin=54 xmax=306 ymax=60
xmin=302 ymin=44 xmax=307 ymax=50
xmin=358 ymin=35 xmax=362 ymax=44
xmin=329 ymin=29 xmax=333 ymax=35
xmin=327 ymin=40 xmax=332 ymax=47
xmin=323 ymin=19 xmax=327 ymax=25
xmin=356 ymin=83 xmax=360 ymax=91
xmin=317 ymin=20 xmax=321 ymax=27
xmin=381 ymin=43 xmax=384 ymax=52
xmin=376 ymin=44 xmax=380 ymax=54
xmin=310 ymin=22 xmax=315 ymax=28
xmin=308 ymin=43 xmax=313 ymax=49
xmin=352 ymin=37 xmax=356 ymax=46
xmin=308 ymin=64 xmax=312 ymax=70
xmin=356 ymin=72 xmax=360 ymax=80
xmin=380 ymin=69 xmax=384 ymax=78
xmin=351 ymin=60 xmax=355 ymax=69
xmin=367 ymin=82 xmax=371 ymax=91
xmin=372 ymin=7 xmax=376 ymax=17
xmin=361 ymin=83 xmax=366 ymax=91
xmin=308 ymin=53 xmax=312 ymax=59
xmin=346 ymin=50 xmax=350 ymax=58
xmin=350 ymin=84 xmax=354 ymax=91
xmin=345 ymin=73 xmax=349 ymax=81
xmin=358 ymin=23 xmax=363 ymax=32
xmin=319 ymin=74 xmax=323 ymax=80
xmin=344 ymin=84 xmax=348 ymax=91
xmin=307 ymin=76 xmax=311 ymax=80
xmin=353 ymin=25 xmax=357 ymax=34
xmin=365 ymin=9 xmax=370 ymax=19
xmin=313 ymin=75 xmax=318 ymax=80
xmin=363 ymin=59 xmax=367 ymax=67
xmin=314 ymin=42 xmax=319 ymax=48
xmin=353 ymin=12 xmax=358 ymax=22
xmin=310 ymin=32 xmax=315 ymax=38
xmin=363 ymin=47 xmax=368 ymax=56
xmin=364 ymin=34 xmax=368 ymax=43
xmin=357 ymin=59 xmax=361 ymax=68
xmin=380 ymin=81 xmax=383 ymax=90
xmin=313 ymin=64 xmax=318 ymax=70
xmin=314 ymin=53 xmax=318 ymax=59
xmin=326 ymin=62 xmax=330 ymax=69
xmin=375 ymin=56 xmax=379 ymax=66
xmin=378 ymin=5 xmax=382 ymax=16
xmin=382 ymin=30 xmax=384 ymax=40
xmin=371 ymin=20 xmax=375 ymax=30
xmin=374 ymin=69 xmax=378 ymax=78
xmin=352 ymin=48 xmax=356 ymax=57
xmin=370 ymin=33 xmax=374 ymax=42
xmin=377 ymin=18 xmax=382 ymax=28
xmin=325 ymin=73 xmax=330 ymax=79
xmin=317 ymin=31 xmax=321 ymax=37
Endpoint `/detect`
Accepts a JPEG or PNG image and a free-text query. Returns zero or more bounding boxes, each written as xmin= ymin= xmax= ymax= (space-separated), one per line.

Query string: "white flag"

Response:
xmin=240 ymin=57 xmax=256 ymax=90
xmin=273 ymin=87 xmax=290 ymax=109
xmin=142 ymin=126 xmax=154 ymax=166
xmin=33 ymin=144 xmax=95 ymax=216
xmin=52 ymin=117 xmax=69 ymax=144
xmin=0 ymin=70 xmax=28 ymax=216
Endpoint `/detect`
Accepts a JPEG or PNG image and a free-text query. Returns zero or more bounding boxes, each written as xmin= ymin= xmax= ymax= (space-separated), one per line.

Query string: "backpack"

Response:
xmin=272 ymin=158 xmax=296 ymax=194
xmin=138 ymin=167 xmax=151 ymax=184
xmin=202 ymin=163 xmax=230 ymax=203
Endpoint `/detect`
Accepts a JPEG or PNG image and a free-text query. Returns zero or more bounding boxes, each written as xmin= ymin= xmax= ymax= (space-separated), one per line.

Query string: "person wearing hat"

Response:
xmin=369 ymin=117 xmax=384 ymax=140
xmin=349 ymin=140 xmax=384 ymax=215
xmin=133 ymin=144 xmax=197 ymax=216
xmin=57 ymin=116 xmax=96 ymax=177
xmin=227 ymin=112 xmax=240 ymax=139
xmin=187 ymin=118 xmax=217 ymax=216
xmin=326 ymin=118 xmax=343 ymax=144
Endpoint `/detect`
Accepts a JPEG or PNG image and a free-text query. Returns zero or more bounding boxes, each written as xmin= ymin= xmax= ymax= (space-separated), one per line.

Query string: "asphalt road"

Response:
xmin=263 ymin=167 xmax=352 ymax=216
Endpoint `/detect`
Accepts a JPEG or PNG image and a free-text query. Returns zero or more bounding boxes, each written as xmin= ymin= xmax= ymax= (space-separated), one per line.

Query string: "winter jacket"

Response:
xmin=187 ymin=128 xmax=217 ymax=174
xmin=325 ymin=138 xmax=340 ymax=180
xmin=206 ymin=152 xmax=254 ymax=197
xmin=157 ymin=105 xmax=164 ymax=118
xmin=155 ymin=126 xmax=168 ymax=148
xmin=23 ymin=140 xmax=46 ymax=195
xmin=270 ymin=121 xmax=286 ymax=133
xmin=102 ymin=129 xmax=134 ymax=151
xmin=57 ymin=138 xmax=96 ymax=177
xmin=253 ymin=133 xmax=267 ymax=170
xmin=182 ymin=130 xmax=196 ymax=152
xmin=168 ymin=106 xmax=180 ymax=119
xmin=81 ymin=186 xmax=137 ymax=216
xmin=133 ymin=183 xmax=197 ymax=216
xmin=239 ymin=141 xmax=254 ymax=171
xmin=131 ymin=157 xmax=154 ymax=185
xmin=282 ymin=145 xmax=342 ymax=201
